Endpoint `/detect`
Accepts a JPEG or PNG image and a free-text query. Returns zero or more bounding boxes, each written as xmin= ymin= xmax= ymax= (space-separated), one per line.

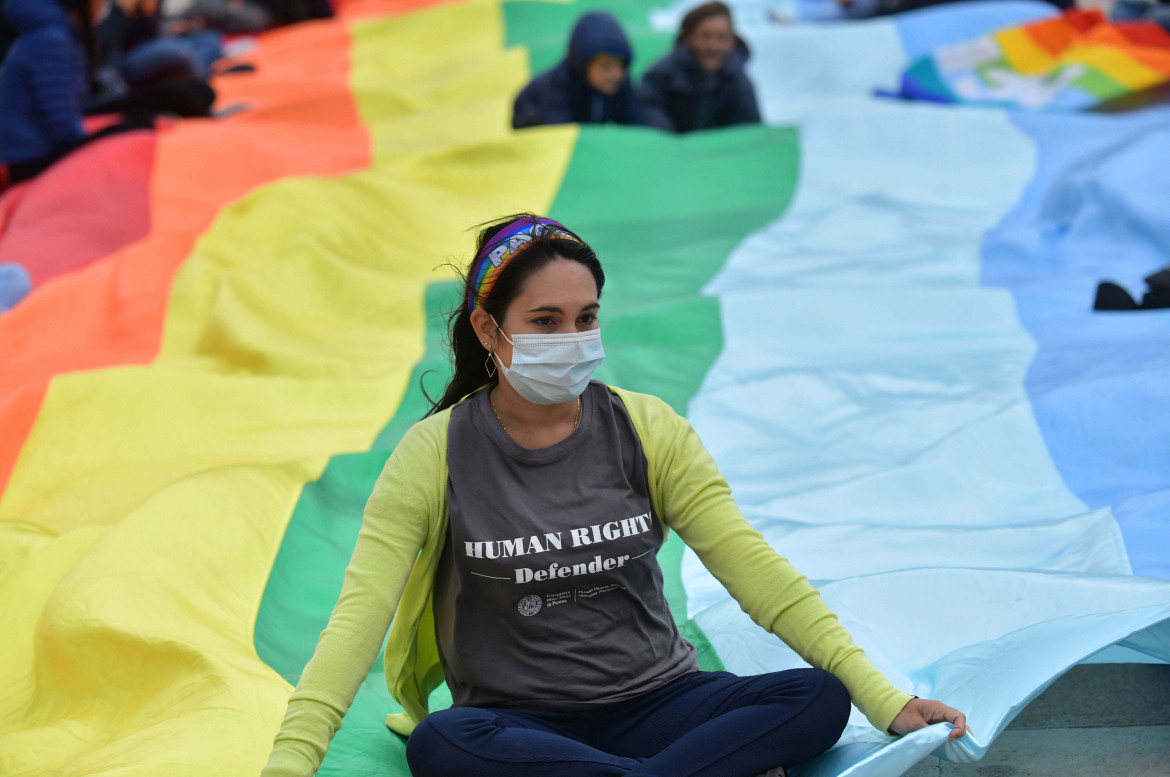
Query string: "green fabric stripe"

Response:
xmin=546 ymin=126 xmax=798 ymax=669
xmin=1072 ymin=66 xmax=1128 ymax=100
xmin=255 ymin=282 xmax=457 ymax=775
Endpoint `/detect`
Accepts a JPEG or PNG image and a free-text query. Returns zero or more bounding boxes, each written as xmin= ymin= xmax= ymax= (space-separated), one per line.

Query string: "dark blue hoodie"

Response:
xmin=0 ymin=0 xmax=88 ymax=165
xmin=512 ymin=11 xmax=643 ymax=129
xmin=639 ymin=38 xmax=760 ymax=133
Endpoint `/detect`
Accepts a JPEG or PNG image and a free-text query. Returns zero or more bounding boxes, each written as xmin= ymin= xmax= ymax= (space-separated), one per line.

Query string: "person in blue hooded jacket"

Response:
xmin=512 ymin=11 xmax=643 ymax=129
xmin=0 ymin=0 xmax=156 ymax=186
xmin=0 ymin=0 xmax=95 ymax=179
xmin=640 ymin=2 xmax=760 ymax=133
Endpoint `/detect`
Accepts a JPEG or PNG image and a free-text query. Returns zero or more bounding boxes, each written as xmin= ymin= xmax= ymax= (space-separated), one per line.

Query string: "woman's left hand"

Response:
xmin=889 ymin=697 xmax=968 ymax=739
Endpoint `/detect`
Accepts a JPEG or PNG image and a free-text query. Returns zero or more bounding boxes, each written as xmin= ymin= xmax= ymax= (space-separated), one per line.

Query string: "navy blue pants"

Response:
xmin=405 ymin=669 xmax=851 ymax=777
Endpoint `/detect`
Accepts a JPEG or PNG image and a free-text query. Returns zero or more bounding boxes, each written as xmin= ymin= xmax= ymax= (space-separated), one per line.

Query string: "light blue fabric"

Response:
xmin=653 ymin=0 xmax=1053 ymax=25
xmin=666 ymin=2 xmax=1170 ymax=775
xmin=0 ymin=263 xmax=32 ymax=312
xmin=893 ymin=0 xmax=1055 ymax=57
xmin=984 ymin=108 xmax=1170 ymax=580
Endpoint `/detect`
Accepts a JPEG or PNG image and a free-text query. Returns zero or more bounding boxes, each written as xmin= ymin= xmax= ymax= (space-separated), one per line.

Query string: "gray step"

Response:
xmin=905 ymin=725 xmax=1170 ymax=777
xmin=902 ymin=664 xmax=1170 ymax=777
xmin=1010 ymin=664 xmax=1170 ymax=730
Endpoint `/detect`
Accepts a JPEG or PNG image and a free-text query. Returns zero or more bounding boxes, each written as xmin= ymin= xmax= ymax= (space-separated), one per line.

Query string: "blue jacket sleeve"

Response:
xmin=726 ymin=72 xmax=761 ymax=126
xmin=512 ymin=72 xmax=576 ymax=129
xmin=28 ymin=31 xmax=87 ymax=146
xmin=619 ymin=82 xmax=646 ymax=127
xmin=637 ymin=66 xmax=676 ymax=131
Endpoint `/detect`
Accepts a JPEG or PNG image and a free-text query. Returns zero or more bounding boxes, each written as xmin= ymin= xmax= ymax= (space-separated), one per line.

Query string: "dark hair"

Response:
xmin=425 ymin=213 xmax=605 ymax=416
xmin=56 ymin=0 xmax=99 ymax=71
xmin=678 ymin=1 xmax=732 ymax=42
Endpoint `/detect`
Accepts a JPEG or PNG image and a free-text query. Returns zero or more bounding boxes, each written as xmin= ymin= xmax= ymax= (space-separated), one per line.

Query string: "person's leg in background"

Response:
xmin=0 ymin=263 xmax=32 ymax=312
xmin=178 ymin=29 xmax=226 ymax=78
xmin=120 ymin=36 xmax=215 ymax=88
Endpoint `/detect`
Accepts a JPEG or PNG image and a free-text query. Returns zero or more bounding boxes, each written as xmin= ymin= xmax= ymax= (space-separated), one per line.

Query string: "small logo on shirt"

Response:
xmin=517 ymin=595 xmax=542 ymax=616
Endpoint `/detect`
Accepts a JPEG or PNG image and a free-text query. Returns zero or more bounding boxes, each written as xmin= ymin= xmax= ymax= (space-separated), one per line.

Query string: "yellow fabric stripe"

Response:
xmin=0 ymin=2 xmax=575 ymax=774
xmin=996 ymin=26 xmax=1163 ymax=91
xmin=995 ymin=28 xmax=1057 ymax=76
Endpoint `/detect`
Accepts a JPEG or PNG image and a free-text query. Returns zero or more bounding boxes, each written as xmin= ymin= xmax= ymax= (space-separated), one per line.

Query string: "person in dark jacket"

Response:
xmin=0 ymin=0 xmax=93 ymax=173
xmin=0 ymin=0 xmax=152 ymax=185
xmin=512 ymin=11 xmax=643 ymax=129
xmin=96 ymin=0 xmax=223 ymax=91
xmin=86 ymin=0 xmax=220 ymax=118
xmin=640 ymin=1 xmax=760 ymax=133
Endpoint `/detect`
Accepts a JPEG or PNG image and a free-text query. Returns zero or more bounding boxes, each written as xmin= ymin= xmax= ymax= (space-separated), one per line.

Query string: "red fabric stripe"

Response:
xmin=0 ymin=131 xmax=156 ymax=286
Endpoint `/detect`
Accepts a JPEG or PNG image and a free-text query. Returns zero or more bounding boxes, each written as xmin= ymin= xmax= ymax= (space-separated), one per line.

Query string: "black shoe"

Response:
xmin=1094 ymin=281 xmax=1139 ymax=310
xmin=1140 ymin=290 xmax=1170 ymax=309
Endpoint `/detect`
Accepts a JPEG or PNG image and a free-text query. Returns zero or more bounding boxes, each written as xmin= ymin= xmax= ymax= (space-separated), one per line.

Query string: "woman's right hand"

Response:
xmin=889 ymin=697 xmax=968 ymax=739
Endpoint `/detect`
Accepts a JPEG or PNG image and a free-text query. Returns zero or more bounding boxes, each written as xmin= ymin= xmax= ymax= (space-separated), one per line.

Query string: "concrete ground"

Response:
xmin=904 ymin=664 xmax=1170 ymax=777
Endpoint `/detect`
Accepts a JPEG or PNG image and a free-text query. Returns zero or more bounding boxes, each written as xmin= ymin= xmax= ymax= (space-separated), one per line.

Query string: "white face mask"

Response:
xmin=493 ymin=323 xmax=605 ymax=405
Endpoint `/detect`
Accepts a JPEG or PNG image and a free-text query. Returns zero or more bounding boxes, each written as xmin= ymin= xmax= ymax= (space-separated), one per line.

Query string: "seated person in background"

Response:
xmin=87 ymin=0 xmax=220 ymax=117
xmin=1113 ymin=0 xmax=1170 ymax=33
xmin=641 ymin=1 xmax=760 ymax=133
xmin=166 ymin=0 xmax=272 ymax=35
xmin=513 ymin=10 xmax=642 ymax=129
xmin=254 ymin=0 xmax=332 ymax=27
xmin=170 ymin=0 xmax=331 ymax=33
xmin=1 ymin=0 xmax=98 ymax=182
xmin=0 ymin=0 xmax=154 ymax=185
xmin=96 ymin=0 xmax=223 ymax=91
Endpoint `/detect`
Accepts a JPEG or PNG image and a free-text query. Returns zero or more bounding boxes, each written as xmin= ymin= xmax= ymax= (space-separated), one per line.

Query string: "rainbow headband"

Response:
xmin=467 ymin=217 xmax=581 ymax=311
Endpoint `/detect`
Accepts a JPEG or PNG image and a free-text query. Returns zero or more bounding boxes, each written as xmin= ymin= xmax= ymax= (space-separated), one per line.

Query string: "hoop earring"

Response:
xmin=484 ymin=350 xmax=497 ymax=378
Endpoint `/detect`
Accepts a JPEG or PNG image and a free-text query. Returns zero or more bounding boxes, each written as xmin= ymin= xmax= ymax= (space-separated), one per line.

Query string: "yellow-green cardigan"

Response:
xmin=262 ymin=386 xmax=912 ymax=776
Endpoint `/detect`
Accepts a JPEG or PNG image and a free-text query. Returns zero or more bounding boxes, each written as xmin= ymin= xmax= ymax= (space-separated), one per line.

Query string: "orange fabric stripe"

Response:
xmin=1022 ymin=15 xmax=1081 ymax=57
xmin=1091 ymin=23 xmax=1170 ymax=76
xmin=0 ymin=19 xmax=374 ymax=495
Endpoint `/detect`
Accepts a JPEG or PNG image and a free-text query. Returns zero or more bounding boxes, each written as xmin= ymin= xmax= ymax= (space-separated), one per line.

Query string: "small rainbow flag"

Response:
xmin=891 ymin=9 xmax=1170 ymax=110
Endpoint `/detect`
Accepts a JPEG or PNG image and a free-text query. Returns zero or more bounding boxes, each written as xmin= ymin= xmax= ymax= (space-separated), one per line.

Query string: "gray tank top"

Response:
xmin=435 ymin=381 xmax=699 ymax=709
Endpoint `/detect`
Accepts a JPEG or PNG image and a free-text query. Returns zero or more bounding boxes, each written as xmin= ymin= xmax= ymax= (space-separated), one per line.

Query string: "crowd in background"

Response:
xmin=5 ymin=0 xmax=1170 ymax=193
xmin=0 ymin=0 xmax=331 ymax=189
xmin=0 ymin=0 xmax=767 ymax=202
xmin=513 ymin=2 xmax=761 ymax=132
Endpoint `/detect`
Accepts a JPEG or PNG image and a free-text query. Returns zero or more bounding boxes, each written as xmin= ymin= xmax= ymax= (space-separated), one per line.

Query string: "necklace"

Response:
xmin=491 ymin=394 xmax=582 ymax=435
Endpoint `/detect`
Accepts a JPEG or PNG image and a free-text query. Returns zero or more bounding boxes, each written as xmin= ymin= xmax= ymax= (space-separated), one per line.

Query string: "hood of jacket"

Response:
xmin=3 ymin=0 xmax=73 ymax=33
xmin=566 ymin=11 xmax=633 ymax=77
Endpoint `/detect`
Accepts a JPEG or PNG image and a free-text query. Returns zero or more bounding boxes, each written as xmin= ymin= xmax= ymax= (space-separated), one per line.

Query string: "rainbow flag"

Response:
xmin=2 ymin=2 xmax=1168 ymax=776
xmin=891 ymin=9 xmax=1170 ymax=109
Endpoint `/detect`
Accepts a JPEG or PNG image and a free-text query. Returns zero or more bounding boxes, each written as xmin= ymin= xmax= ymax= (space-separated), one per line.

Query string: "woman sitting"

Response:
xmin=640 ymin=1 xmax=760 ymax=133
xmin=262 ymin=214 xmax=967 ymax=777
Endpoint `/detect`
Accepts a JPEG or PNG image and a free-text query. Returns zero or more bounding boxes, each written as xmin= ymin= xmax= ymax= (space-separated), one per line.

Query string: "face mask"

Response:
xmin=493 ymin=324 xmax=605 ymax=405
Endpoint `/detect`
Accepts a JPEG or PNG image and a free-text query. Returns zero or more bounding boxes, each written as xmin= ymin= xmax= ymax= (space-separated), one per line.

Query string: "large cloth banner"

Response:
xmin=1 ymin=1 xmax=1167 ymax=776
